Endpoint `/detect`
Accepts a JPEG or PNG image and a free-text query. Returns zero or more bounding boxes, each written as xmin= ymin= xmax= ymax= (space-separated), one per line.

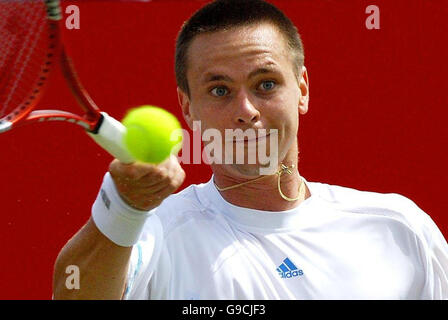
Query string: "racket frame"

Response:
xmin=0 ymin=0 xmax=134 ymax=163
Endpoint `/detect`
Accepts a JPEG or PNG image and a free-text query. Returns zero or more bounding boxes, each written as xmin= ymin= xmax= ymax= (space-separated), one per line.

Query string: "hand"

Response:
xmin=109 ymin=155 xmax=185 ymax=211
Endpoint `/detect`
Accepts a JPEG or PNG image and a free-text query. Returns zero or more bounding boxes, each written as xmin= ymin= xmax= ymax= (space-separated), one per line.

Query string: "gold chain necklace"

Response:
xmin=214 ymin=164 xmax=305 ymax=202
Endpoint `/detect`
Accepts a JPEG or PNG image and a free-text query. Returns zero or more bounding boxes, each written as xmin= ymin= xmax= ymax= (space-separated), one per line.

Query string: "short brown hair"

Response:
xmin=175 ymin=0 xmax=305 ymax=97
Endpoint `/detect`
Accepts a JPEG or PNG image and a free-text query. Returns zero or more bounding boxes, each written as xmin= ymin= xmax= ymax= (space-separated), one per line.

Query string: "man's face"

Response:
xmin=178 ymin=22 xmax=309 ymax=177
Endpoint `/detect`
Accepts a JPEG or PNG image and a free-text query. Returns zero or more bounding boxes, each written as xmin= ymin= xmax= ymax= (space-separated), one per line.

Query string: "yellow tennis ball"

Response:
xmin=122 ymin=105 xmax=183 ymax=164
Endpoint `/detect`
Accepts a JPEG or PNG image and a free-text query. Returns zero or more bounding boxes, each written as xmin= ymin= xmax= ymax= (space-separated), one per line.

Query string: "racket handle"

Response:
xmin=87 ymin=112 xmax=135 ymax=164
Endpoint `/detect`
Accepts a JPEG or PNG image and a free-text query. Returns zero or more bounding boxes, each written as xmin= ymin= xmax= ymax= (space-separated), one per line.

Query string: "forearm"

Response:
xmin=53 ymin=217 xmax=133 ymax=300
xmin=53 ymin=158 xmax=183 ymax=299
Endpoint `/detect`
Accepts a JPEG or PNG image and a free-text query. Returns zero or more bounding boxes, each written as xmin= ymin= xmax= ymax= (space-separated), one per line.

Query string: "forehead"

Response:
xmin=186 ymin=23 xmax=292 ymax=79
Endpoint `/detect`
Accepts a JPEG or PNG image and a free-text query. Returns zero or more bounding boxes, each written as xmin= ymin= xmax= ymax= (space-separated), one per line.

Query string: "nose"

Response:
xmin=233 ymin=90 xmax=260 ymax=125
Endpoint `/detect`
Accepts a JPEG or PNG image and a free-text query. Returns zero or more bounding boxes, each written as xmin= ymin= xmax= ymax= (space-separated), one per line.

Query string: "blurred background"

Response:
xmin=0 ymin=0 xmax=446 ymax=299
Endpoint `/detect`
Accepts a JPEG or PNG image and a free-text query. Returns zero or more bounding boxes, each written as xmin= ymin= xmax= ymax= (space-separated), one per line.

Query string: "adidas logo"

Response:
xmin=277 ymin=257 xmax=304 ymax=279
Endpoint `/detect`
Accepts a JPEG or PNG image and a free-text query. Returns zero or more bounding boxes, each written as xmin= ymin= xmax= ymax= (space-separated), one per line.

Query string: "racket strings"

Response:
xmin=2 ymin=8 xmax=45 ymax=113
xmin=0 ymin=1 xmax=53 ymax=121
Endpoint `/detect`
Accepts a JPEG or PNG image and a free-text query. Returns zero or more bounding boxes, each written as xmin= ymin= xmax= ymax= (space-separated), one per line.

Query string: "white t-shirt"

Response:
xmin=123 ymin=176 xmax=448 ymax=300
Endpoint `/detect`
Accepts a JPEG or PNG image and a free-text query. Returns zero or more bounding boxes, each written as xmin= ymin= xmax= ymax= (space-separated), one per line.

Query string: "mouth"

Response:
xmin=232 ymin=133 xmax=271 ymax=143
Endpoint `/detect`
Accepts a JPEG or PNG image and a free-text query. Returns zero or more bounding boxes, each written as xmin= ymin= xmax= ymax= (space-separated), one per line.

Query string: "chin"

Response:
xmin=227 ymin=161 xmax=280 ymax=177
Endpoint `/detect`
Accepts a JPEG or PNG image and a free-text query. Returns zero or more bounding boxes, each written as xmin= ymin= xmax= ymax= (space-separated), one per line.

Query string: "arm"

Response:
xmin=53 ymin=217 xmax=132 ymax=300
xmin=52 ymin=156 xmax=185 ymax=300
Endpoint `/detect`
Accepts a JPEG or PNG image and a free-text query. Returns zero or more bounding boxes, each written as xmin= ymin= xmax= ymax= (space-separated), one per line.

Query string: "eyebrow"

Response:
xmin=201 ymin=66 xmax=279 ymax=84
xmin=248 ymin=67 xmax=278 ymax=79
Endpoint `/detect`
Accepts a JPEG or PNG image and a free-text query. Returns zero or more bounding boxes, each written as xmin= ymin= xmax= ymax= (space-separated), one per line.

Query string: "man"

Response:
xmin=53 ymin=0 xmax=448 ymax=299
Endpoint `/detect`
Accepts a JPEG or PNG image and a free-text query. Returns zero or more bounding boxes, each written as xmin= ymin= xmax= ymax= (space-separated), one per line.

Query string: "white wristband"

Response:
xmin=91 ymin=172 xmax=155 ymax=247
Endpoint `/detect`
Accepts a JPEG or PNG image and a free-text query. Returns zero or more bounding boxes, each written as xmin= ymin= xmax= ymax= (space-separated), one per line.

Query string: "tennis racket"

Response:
xmin=0 ymin=0 xmax=135 ymax=163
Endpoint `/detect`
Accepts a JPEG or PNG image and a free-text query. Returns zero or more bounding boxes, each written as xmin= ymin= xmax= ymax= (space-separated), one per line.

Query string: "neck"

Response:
xmin=211 ymin=150 xmax=310 ymax=211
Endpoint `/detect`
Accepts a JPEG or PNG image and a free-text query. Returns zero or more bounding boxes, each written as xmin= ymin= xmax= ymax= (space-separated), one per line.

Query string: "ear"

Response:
xmin=177 ymin=87 xmax=194 ymax=130
xmin=298 ymin=66 xmax=309 ymax=115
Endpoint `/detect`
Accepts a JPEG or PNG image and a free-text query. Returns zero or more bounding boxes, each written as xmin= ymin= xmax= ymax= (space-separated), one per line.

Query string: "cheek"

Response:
xmin=191 ymin=106 xmax=230 ymax=141
xmin=269 ymin=94 xmax=299 ymax=146
xmin=270 ymin=93 xmax=299 ymax=126
xmin=196 ymin=108 xmax=221 ymax=129
xmin=283 ymin=87 xmax=300 ymax=124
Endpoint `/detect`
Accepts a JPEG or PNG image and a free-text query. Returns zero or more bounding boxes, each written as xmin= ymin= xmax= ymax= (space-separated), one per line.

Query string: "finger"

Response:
xmin=109 ymin=159 xmax=158 ymax=181
xmin=124 ymin=165 xmax=185 ymax=200
xmin=120 ymin=178 xmax=171 ymax=196
xmin=122 ymin=182 xmax=181 ymax=211
xmin=119 ymin=165 xmax=185 ymax=195
xmin=133 ymin=156 xmax=184 ymax=187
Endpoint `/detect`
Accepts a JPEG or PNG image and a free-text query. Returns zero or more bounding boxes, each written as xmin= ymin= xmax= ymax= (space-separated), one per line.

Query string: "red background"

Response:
xmin=0 ymin=0 xmax=447 ymax=299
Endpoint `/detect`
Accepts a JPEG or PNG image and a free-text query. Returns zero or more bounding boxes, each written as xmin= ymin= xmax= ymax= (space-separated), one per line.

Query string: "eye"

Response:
xmin=258 ymin=80 xmax=276 ymax=91
xmin=210 ymin=86 xmax=229 ymax=97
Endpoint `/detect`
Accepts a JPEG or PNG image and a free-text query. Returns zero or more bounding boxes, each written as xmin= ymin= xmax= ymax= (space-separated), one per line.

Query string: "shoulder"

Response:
xmin=310 ymin=181 xmax=418 ymax=213
xmin=308 ymin=180 xmax=438 ymax=244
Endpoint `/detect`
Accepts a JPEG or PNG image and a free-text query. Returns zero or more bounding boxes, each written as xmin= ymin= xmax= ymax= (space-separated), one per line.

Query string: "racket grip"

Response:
xmin=87 ymin=112 xmax=135 ymax=164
